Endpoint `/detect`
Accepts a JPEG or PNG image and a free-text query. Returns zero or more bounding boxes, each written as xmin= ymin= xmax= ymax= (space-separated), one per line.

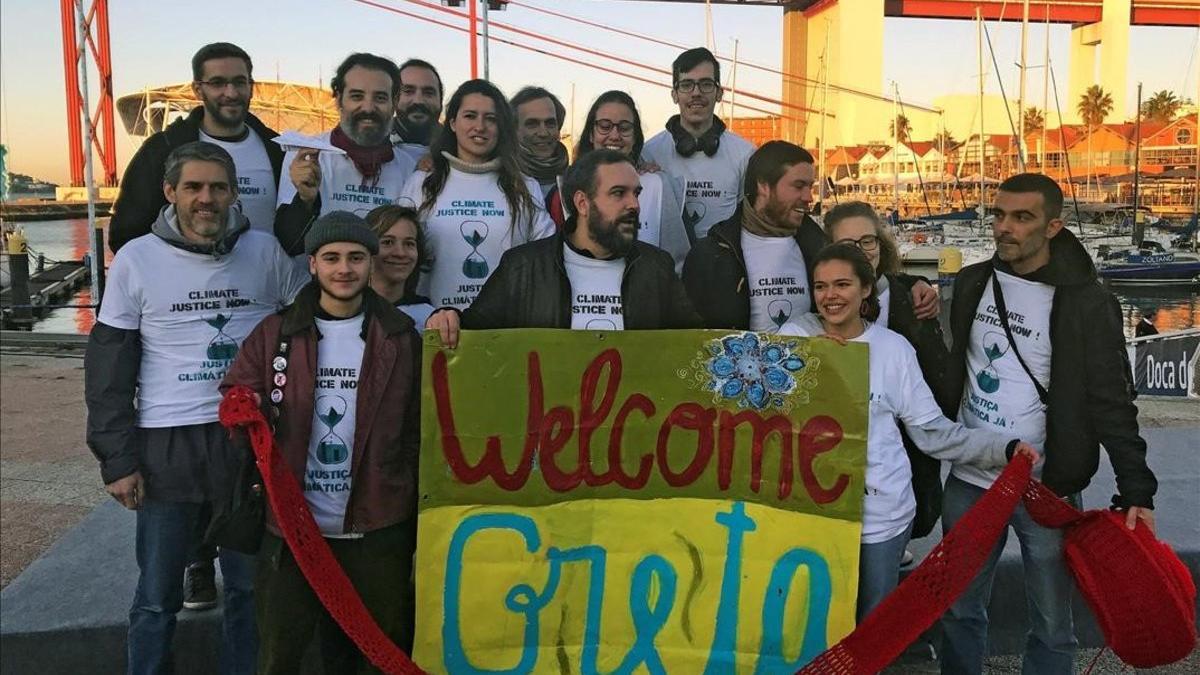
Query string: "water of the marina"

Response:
xmin=6 ymin=217 xmax=1200 ymax=337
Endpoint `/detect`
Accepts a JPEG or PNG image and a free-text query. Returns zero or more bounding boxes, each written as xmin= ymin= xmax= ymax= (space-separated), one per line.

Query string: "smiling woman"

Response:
xmin=400 ymin=79 xmax=556 ymax=312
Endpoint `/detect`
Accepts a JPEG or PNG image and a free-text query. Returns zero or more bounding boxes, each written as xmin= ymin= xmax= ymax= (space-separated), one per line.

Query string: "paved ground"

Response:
xmin=2 ymin=352 xmax=1197 ymax=673
xmin=0 ymin=353 xmax=104 ymax=588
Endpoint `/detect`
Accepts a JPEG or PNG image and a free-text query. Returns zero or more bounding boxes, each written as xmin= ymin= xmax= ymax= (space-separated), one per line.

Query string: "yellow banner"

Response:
xmin=415 ymin=330 xmax=869 ymax=673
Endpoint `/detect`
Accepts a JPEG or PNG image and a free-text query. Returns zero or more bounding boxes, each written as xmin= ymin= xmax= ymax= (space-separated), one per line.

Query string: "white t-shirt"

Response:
xmin=635 ymin=171 xmax=666 ymax=249
xmin=303 ymin=316 xmax=365 ymax=536
xmin=781 ymin=316 xmax=944 ymax=543
xmin=276 ymin=131 xmax=417 ymax=218
xmin=563 ymin=244 xmax=625 ymax=330
xmin=199 ymin=130 xmax=277 ymax=233
xmin=401 ymin=168 xmax=555 ymax=309
xmin=399 ymin=302 xmax=434 ymax=333
xmin=641 ymin=128 xmax=754 ymax=240
xmin=876 ymin=276 xmax=892 ymax=329
xmin=98 ymin=228 xmax=309 ymax=427
xmin=955 ymin=270 xmax=1053 ymax=489
xmin=741 ymin=231 xmax=810 ymax=332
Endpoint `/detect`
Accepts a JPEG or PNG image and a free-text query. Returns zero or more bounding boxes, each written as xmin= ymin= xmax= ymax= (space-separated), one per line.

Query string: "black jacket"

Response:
xmin=885 ymin=272 xmax=952 ymax=538
xmin=461 ymin=235 xmax=701 ymax=329
xmin=108 ymin=107 xmax=283 ymax=252
xmin=945 ymin=228 xmax=1156 ymax=508
xmin=681 ymin=206 xmax=828 ymax=328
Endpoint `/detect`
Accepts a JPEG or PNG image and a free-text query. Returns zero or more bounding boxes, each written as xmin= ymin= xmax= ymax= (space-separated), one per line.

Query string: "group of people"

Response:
xmin=84 ymin=41 xmax=1157 ymax=675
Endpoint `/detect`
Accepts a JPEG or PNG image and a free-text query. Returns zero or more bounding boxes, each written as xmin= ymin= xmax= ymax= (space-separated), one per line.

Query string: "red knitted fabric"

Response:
xmin=219 ymin=387 xmax=426 ymax=675
xmin=799 ymin=455 xmax=1035 ymax=674
xmin=1023 ymin=481 xmax=1197 ymax=668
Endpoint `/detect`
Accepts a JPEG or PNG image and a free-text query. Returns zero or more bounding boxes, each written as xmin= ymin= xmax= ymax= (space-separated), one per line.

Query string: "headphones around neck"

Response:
xmin=668 ymin=116 xmax=725 ymax=158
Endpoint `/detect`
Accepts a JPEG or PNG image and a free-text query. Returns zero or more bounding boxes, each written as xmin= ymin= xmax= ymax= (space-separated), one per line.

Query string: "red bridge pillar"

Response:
xmin=59 ymin=0 xmax=117 ymax=187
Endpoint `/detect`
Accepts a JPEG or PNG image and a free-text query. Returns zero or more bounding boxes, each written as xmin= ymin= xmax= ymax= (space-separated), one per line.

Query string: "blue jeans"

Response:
xmin=857 ymin=521 xmax=914 ymax=623
xmin=128 ymin=499 xmax=257 ymax=675
xmin=939 ymin=475 xmax=1077 ymax=675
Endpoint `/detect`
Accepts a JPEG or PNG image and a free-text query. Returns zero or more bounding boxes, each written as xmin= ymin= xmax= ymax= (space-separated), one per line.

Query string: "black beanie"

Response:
xmin=304 ymin=210 xmax=380 ymax=255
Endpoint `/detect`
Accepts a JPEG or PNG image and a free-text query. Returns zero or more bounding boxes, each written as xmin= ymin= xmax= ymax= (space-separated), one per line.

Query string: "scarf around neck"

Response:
xmin=518 ymin=141 xmax=569 ymax=182
xmin=442 ymin=150 xmax=502 ymax=175
xmin=330 ymin=126 xmax=394 ymax=186
xmin=739 ymin=197 xmax=797 ymax=238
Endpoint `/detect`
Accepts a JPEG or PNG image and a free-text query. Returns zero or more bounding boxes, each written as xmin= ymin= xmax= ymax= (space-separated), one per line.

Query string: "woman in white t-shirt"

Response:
xmin=823 ymin=201 xmax=951 ymax=549
xmin=779 ymin=243 xmax=1039 ymax=622
xmin=574 ymin=90 xmax=690 ymax=270
xmin=400 ymin=79 xmax=555 ymax=311
xmin=366 ymin=204 xmax=434 ymax=331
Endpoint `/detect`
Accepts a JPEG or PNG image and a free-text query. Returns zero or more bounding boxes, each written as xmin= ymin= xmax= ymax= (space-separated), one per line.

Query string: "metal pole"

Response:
xmin=468 ymin=0 xmax=478 ymax=79
xmin=729 ymin=38 xmax=739 ymax=132
xmin=75 ymin=0 xmax=103 ymax=306
xmin=1017 ymin=0 xmax=1029 ymax=171
xmin=481 ymin=0 xmax=490 ymax=80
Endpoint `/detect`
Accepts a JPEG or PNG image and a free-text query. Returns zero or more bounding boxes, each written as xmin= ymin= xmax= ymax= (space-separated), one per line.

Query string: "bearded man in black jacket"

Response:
xmin=426 ymin=149 xmax=699 ymax=346
xmin=109 ymin=43 xmax=283 ymax=251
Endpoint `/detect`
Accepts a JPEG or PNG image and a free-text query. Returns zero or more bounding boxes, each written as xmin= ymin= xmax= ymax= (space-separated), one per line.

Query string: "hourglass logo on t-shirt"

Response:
xmin=169 ymin=289 xmax=261 ymax=382
xmin=460 ymin=221 xmax=490 ymax=278
xmin=304 ymin=317 xmax=365 ymax=534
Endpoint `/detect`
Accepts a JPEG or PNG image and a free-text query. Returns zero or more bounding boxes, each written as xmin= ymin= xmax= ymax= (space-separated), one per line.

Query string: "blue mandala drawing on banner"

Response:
xmin=680 ymin=332 xmax=817 ymax=411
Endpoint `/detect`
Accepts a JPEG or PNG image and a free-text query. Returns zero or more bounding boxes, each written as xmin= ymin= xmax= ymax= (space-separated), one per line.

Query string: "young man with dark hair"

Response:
xmin=938 ymin=173 xmax=1157 ymax=675
xmin=511 ymin=85 xmax=570 ymax=226
xmin=683 ymin=140 xmax=939 ymax=331
xmin=426 ymin=149 xmax=698 ymax=343
xmin=641 ymin=47 xmax=755 ymax=242
xmin=391 ymin=58 xmax=444 ymax=162
xmin=275 ymin=52 xmax=416 ymax=255
xmin=109 ymin=42 xmax=284 ymax=251
xmin=86 ymin=141 xmax=308 ymax=674
xmin=221 ymin=211 xmax=422 ymax=673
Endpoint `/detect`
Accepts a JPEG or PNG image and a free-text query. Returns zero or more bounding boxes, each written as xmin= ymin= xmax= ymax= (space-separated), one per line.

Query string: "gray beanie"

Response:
xmin=304 ymin=210 xmax=379 ymax=255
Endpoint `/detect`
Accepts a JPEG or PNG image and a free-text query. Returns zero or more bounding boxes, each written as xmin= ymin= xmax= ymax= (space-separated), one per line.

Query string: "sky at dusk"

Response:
xmin=1 ymin=0 xmax=1196 ymax=184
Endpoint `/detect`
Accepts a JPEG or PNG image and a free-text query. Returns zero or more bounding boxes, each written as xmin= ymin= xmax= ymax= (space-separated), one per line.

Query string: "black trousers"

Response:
xmin=254 ymin=522 xmax=415 ymax=674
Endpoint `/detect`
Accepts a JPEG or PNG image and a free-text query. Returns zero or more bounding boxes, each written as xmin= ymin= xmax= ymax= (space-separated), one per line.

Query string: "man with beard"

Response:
xmin=683 ymin=141 xmax=939 ymax=331
xmin=425 ymin=149 xmax=698 ymax=343
xmin=511 ymin=86 xmax=569 ymax=227
xmin=641 ymin=47 xmax=755 ymax=243
xmin=86 ymin=142 xmax=308 ymax=673
xmin=109 ymin=43 xmax=283 ymax=251
xmin=275 ymin=53 xmax=417 ymax=255
xmin=221 ymin=211 xmax=421 ymax=672
xmin=390 ymin=58 xmax=443 ymax=162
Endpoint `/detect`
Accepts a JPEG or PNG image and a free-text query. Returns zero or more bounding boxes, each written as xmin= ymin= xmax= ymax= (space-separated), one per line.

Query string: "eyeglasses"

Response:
xmin=675 ymin=79 xmax=718 ymax=94
xmin=594 ymin=119 xmax=636 ymax=136
xmin=196 ymin=77 xmax=252 ymax=91
xmin=837 ymin=234 xmax=880 ymax=251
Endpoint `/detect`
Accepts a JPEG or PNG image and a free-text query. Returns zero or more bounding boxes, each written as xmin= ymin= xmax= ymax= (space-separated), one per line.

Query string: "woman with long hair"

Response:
xmin=780 ymin=243 xmax=1038 ymax=621
xmin=365 ymin=204 xmax=434 ymax=331
xmin=575 ymin=90 xmax=690 ymax=270
xmin=400 ymin=79 xmax=554 ymax=310
xmin=823 ymin=200 xmax=950 ymax=547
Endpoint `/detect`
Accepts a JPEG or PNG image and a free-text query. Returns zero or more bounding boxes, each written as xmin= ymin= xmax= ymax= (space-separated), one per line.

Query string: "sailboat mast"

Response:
xmin=1042 ymin=7 xmax=1050 ymax=171
xmin=1132 ymin=82 xmax=1143 ymax=247
xmin=977 ymin=8 xmax=985 ymax=223
xmin=892 ymin=82 xmax=900 ymax=215
xmin=819 ymin=30 xmax=828 ymax=206
xmin=1017 ymin=0 xmax=1030 ymax=171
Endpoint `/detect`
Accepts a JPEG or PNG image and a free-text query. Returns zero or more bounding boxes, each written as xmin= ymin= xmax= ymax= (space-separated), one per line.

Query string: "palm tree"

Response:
xmin=1023 ymin=107 xmax=1045 ymax=135
xmin=1140 ymin=90 xmax=1183 ymax=124
xmin=1077 ymin=85 xmax=1114 ymax=192
xmin=888 ymin=114 xmax=912 ymax=144
xmin=934 ymin=130 xmax=958 ymax=151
